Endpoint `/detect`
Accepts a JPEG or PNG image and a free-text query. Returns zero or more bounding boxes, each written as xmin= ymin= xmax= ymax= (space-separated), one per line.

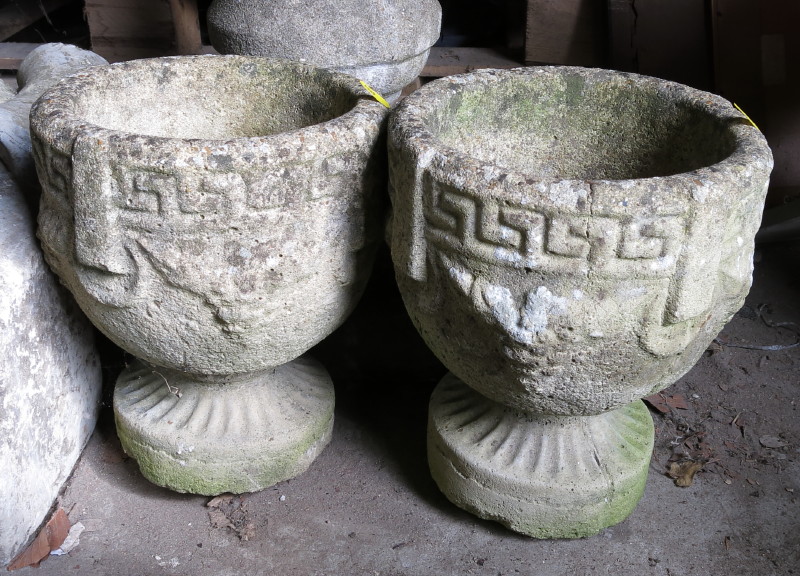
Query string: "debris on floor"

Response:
xmin=644 ymin=393 xmax=689 ymax=414
xmin=6 ymin=507 xmax=70 ymax=570
xmin=206 ymin=494 xmax=256 ymax=541
xmin=667 ymin=460 xmax=705 ymax=487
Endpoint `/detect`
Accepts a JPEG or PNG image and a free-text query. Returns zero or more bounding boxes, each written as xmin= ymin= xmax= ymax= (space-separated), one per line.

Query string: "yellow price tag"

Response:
xmin=733 ymin=103 xmax=759 ymax=131
xmin=359 ymin=80 xmax=390 ymax=109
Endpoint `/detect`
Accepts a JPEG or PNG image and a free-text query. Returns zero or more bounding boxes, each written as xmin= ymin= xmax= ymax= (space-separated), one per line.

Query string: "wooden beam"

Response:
xmin=85 ymin=0 xmax=175 ymax=62
xmin=0 ymin=42 xmax=42 ymax=70
xmin=607 ymin=0 xmax=637 ymax=72
xmin=711 ymin=0 xmax=763 ymax=120
xmin=422 ymin=47 xmax=522 ymax=78
xmin=525 ymin=0 xmax=606 ymax=65
xmin=168 ymin=0 xmax=202 ymax=55
xmin=0 ymin=0 xmax=73 ymax=41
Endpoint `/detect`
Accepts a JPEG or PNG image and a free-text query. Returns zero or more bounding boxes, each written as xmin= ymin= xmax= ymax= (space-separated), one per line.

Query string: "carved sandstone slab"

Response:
xmin=388 ymin=66 xmax=773 ymax=537
xmin=31 ymin=55 xmax=388 ymax=494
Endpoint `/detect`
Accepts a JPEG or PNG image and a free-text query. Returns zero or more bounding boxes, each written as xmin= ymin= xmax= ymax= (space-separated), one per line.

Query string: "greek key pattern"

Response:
xmin=34 ymin=144 xmax=72 ymax=205
xmin=424 ymin=176 xmax=687 ymax=278
xmin=35 ymin=145 xmax=361 ymax=232
xmin=109 ymin=156 xmax=360 ymax=233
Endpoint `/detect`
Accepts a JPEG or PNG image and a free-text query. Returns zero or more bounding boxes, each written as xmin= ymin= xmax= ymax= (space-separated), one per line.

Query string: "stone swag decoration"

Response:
xmin=31 ymin=55 xmax=389 ymax=495
xmin=388 ymin=66 xmax=773 ymax=538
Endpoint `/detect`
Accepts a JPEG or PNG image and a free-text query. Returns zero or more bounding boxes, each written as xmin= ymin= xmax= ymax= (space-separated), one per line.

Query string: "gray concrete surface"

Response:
xmin=9 ymin=241 xmax=800 ymax=575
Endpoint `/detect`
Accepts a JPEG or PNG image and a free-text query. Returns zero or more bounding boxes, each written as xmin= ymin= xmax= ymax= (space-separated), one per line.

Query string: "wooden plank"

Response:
xmin=422 ymin=47 xmax=522 ymax=77
xmin=0 ymin=0 xmax=73 ymax=41
xmin=760 ymin=0 xmax=800 ymax=192
xmin=607 ymin=0 xmax=637 ymax=72
xmin=712 ymin=0 xmax=800 ymax=203
xmin=168 ymin=0 xmax=202 ymax=55
xmin=524 ymin=0 xmax=605 ymax=65
xmin=85 ymin=2 xmax=174 ymax=38
xmin=711 ymin=0 xmax=763 ymax=120
xmin=85 ymin=0 xmax=175 ymax=62
xmin=637 ymin=0 xmax=712 ymax=89
xmin=0 ymin=42 xmax=41 ymax=70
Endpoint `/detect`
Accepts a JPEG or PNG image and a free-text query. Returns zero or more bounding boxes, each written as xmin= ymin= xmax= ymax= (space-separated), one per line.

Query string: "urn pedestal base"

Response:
xmin=428 ymin=374 xmax=654 ymax=539
xmin=114 ymin=356 xmax=335 ymax=495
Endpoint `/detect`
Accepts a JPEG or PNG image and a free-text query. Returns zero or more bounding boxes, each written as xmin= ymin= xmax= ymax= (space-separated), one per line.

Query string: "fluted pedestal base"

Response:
xmin=114 ymin=356 xmax=335 ymax=495
xmin=428 ymin=373 xmax=654 ymax=539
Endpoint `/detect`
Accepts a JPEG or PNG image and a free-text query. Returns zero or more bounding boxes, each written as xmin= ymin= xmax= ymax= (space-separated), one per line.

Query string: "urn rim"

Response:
xmin=30 ymin=54 xmax=388 ymax=156
xmin=389 ymin=66 xmax=773 ymax=204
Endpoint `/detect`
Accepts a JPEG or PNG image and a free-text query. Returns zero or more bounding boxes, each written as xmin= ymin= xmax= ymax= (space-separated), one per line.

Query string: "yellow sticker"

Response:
xmin=359 ymin=80 xmax=390 ymax=109
xmin=733 ymin=103 xmax=759 ymax=131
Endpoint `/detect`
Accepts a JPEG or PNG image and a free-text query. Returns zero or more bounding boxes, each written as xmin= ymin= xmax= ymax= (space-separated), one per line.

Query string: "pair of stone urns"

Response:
xmin=30 ymin=43 xmax=771 ymax=538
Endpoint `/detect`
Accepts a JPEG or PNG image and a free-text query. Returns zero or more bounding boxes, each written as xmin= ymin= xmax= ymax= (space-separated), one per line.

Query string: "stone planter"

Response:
xmin=31 ymin=55 xmax=388 ymax=495
xmin=388 ymin=67 xmax=773 ymax=537
xmin=207 ymin=0 xmax=442 ymax=103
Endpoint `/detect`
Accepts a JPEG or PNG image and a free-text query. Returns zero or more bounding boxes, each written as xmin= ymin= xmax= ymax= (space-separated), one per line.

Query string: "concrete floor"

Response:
xmin=11 ymin=241 xmax=800 ymax=576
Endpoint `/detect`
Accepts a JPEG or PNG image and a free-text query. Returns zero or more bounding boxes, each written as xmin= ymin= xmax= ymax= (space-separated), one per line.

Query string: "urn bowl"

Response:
xmin=389 ymin=66 xmax=773 ymax=416
xmin=32 ymin=55 xmax=388 ymax=377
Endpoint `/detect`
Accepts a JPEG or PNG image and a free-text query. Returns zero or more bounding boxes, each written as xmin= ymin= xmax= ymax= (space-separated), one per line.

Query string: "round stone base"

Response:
xmin=428 ymin=373 xmax=654 ymax=539
xmin=114 ymin=355 xmax=335 ymax=495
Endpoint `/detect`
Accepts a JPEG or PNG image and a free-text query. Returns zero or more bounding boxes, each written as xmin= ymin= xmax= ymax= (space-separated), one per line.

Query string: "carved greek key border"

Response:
xmin=422 ymin=173 xmax=687 ymax=279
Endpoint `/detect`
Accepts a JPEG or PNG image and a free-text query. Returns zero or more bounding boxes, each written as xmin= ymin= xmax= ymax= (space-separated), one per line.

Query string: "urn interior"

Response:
xmin=426 ymin=70 xmax=738 ymax=180
xmin=73 ymin=58 xmax=358 ymax=139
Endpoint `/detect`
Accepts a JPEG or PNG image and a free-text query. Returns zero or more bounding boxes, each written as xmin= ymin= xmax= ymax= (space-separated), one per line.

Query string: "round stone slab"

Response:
xmin=114 ymin=356 xmax=334 ymax=495
xmin=428 ymin=373 xmax=654 ymax=539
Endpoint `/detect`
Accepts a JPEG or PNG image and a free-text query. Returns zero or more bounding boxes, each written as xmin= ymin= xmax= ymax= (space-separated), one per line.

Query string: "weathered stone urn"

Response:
xmin=207 ymin=0 xmax=442 ymax=102
xmin=31 ymin=55 xmax=388 ymax=495
xmin=388 ymin=67 xmax=773 ymax=537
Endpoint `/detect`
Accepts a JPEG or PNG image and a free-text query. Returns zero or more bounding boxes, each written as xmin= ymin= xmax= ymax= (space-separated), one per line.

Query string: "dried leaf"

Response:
xmin=759 ymin=435 xmax=788 ymax=449
xmin=668 ymin=460 xmax=705 ymax=487
xmin=207 ymin=494 xmax=255 ymax=541
xmin=644 ymin=393 xmax=688 ymax=413
xmin=238 ymin=522 xmax=256 ymax=542
xmin=208 ymin=509 xmax=232 ymax=530
xmin=7 ymin=508 xmax=70 ymax=570
xmin=665 ymin=394 xmax=689 ymax=410
xmin=643 ymin=394 xmax=670 ymax=414
xmin=207 ymin=494 xmax=234 ymax=509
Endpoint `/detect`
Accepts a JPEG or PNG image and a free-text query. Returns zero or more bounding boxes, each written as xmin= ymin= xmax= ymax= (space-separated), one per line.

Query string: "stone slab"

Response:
xmin=0 ymin=163 xmax=101 ymax=565
xmin=0 ymin=43 xmax=107 ymax=192
xmin=0 ymin=43 xmax=106 ymax=566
